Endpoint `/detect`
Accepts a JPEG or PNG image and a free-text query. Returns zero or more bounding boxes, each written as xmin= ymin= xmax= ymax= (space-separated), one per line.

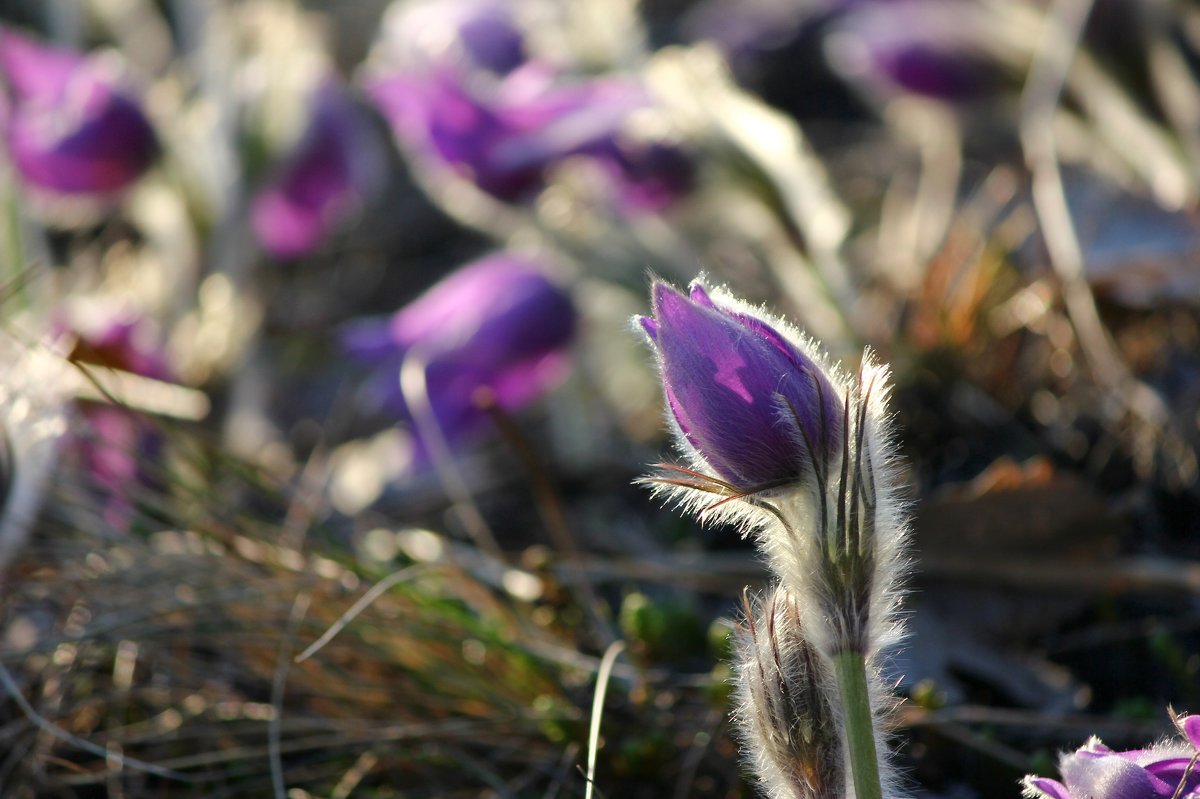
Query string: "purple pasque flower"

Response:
xmin=0 ymin=28 xmax=158 ymax=195
xmin=251 ymin=81 xmax=386 ymax=259
xmin=380 ymin=0 xmax=527 ymax=76
xmin=824 ymin=0 xmax=1012 ymax=103
xmin=342 ymin=253 xmax=576 ymax=461
xmin=1024 ymin=712 xmax=1200 ymax=799
xmin=64 ymin=313 xmax=172 ymax=530
xmin=368 ymin=65 xmax=691 ymax=209
xmin=636 ymin=279 xmax=843 ymax=492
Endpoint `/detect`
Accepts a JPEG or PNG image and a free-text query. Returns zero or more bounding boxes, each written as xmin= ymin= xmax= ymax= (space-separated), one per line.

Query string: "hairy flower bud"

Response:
xmin=638 ymin=278 xmax=906 ymax=652
xmin=734 ymin=586 xmax=844 ymax=799
xmin=637 ymin=278 xmax=908 ymax=799
xmin=638 ymin=280 xmax=843 ymax=493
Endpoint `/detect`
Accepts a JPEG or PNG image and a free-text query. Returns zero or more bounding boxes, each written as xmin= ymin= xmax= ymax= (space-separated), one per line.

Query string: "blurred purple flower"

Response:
xmin=1024 ymin=712 xmax=1200 ymax=799
xmin=824 ymin=1 xmax=1011 ymax=103
xmin=251 ymin=81 xmax=386 ymax=259
xmin=342 ymin=253 xmax=576 ymax=461
xmin=0 ymin=28 xmax=158 ymax=195
xmin=382 ymin=0 xmax=527 ymax=76
xmin=66 ymin=315 xmax=171 ymax=530
xmin=636 ymin=279 xmax=842 ymax=491
xmin=368 ymin=66 xmax=691 ymax=209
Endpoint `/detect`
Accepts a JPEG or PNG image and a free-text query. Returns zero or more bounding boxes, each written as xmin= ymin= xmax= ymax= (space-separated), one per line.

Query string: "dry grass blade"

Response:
xmin=0 ymin=660 xmax=193 ymax=783
xmin=294 ymin=564 xmax=429 ymax=664
xmin=585 ymin=640 xmax=625 ymax=799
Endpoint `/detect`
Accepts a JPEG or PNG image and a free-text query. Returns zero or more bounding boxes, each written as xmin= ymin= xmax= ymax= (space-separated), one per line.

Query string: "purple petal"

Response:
xmin=1022 ymin=777 xmax=1072 ymax=799
xmin=1181 ymin=714 xmax=1200 ymax=752
xmin=344 ymin=253 xmax=576 ymax=456
xmin=369 ymin=64 xmax=690 ymax=208
xmin=1060 ymin=747 xmax=1175 ymax=799
xmin=1144 ymin=756 xmax=1200 ymax=794
xmin=689 ymin=283 xmax=716 ymax=308
xmin=648 ymin=280 xmax=840 ymax=489
xmin=457 ymin=5 xmax=526 ymax=74
xmin=1 ymin=31 xmax=157 ymax=195
xmin=826 ymin=1 xmax=1007 ymax=103
xmin=252 ymin=82 xmax=384 ymax=258
xmin=0 ymin=29 xmax=82 ymax=102
xmin=382 ymin=0 xmax=526 ymax=76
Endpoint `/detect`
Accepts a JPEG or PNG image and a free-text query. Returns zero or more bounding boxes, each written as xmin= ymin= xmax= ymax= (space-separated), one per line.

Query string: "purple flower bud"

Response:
xmin=0 ymin=29 xmax=158 ymax=195
xmin=368 ymin=66 xmax=691 ymax=208
xmin=637 ymin=279 xmax=842 ymax=492
xmin=342 ymin=253 xmax=576 ymax=461
xmin=251 ymin=81 xmax=386 ymax=259
xmin=1024 ymin=714 xmax=1200 ymax=799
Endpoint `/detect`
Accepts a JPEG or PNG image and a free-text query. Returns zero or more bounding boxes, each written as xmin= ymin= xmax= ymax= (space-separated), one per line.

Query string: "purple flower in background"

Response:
xmin=824 ymin=1 xmax=1011 ymax=103
xmin=65 ymin=315 xmax=172 ymax=530
xmin=636 ymin=279 xmax=842 ymax=491
xmin=1024 ymin=712 xmax=1200 ymax=799
xmin=342 ymin=253 xmax=576 ymax=461
xmin=0 ymin=28 xmax=158 ymax=195
xmin=251 ymin=82 xmax=386 ymax=259
xmin=381 ymin=0 xmax=527 ymax=76
xmin=368 ymin=66 xmax=691 ymax=209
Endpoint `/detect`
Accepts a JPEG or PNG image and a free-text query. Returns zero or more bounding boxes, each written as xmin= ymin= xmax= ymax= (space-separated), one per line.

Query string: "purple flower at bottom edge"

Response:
xmin=250 ymin=81 xmax=386 ymax=259
xmin=341 ymin=253 xmax=576 ymax=463
xmin=0 ymin=28 xmax=158 ymax=196
xmin=1024 ymin=713 xmax=1200 ymax=799
xmin=636 ymin=279 xmax=843 ymax=492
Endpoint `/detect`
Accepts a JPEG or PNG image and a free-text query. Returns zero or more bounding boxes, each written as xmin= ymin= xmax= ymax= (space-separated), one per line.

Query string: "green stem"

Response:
xmin=833 ymin=649 xmax=883 ymax=799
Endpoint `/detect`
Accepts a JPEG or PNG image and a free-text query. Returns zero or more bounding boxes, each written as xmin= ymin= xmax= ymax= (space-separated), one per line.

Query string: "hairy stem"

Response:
xmin=833 ymin=650 xmax=882 ymax=799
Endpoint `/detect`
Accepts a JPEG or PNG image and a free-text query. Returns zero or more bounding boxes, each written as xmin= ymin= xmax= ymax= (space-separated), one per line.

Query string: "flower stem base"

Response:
xmin=833 ymin=650 xmax=883 ymax=799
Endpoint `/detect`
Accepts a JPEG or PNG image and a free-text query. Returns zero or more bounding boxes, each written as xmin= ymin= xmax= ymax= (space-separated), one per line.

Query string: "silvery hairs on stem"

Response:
xmin=635 ymin=277 xmax=910 ymax=798
xmin=734 ymin=585 xmax=844 ymax=799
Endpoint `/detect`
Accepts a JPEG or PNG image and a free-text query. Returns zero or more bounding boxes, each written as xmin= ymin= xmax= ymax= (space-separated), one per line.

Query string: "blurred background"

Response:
xmin=1 ymin=0 xmax=1199 ymax=796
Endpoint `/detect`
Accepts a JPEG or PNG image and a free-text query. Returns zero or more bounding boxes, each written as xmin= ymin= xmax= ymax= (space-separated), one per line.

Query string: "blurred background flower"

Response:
xmin=342 ymin=251 xmax=576 ymax=465
xmin=368 ymin=65 xmax=692 ymax=210
xmin=250 ymin=80 xmax=387 ymax=259
xmin=61 ymin=309 xmax=172 ymax=532
xmin=0 ymin=27 xmax=158 ymax=198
